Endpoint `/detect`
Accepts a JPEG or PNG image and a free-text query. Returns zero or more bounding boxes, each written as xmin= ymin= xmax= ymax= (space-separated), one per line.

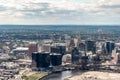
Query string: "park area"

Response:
xmin=22 ymin=72 xmax=48 ymax=80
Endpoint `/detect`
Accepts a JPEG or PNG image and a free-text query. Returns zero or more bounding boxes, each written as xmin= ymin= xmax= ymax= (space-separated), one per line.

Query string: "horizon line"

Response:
xmin=0 ymin=24 xmax=120 ymax=26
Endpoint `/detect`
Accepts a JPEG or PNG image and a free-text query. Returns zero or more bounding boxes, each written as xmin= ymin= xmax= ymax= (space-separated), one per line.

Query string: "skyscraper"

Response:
xmin=67 ymin=39 xmax=75 ymax=51
xmin=85 ymin=40 xmax=96 ymax=54
xmin=50 ymin=53 xmax=62 ymax=66
xmin=28 ymin=42 xmax=38 ymax=57
xmin=72 ymin=47 xmax=80 ymax=64
xmin=106 ymin=42 xmax=111 ymax=54
xmin=111 ymin=42 xmax=115 ymax=51
xmin=37 ymin=53 xmax=50 ymax=68
xmin=51 ymin=46 xmax=66 ymax=55
xmin=78 ymin=43 xmax=86 ymax=51
xmin=32 ymin=52 xmax=50 ymax=70
xmin=31 ymin=52 xmax=38 ymax=70
xmin=106 ymin=41 xmax=115 ymax=54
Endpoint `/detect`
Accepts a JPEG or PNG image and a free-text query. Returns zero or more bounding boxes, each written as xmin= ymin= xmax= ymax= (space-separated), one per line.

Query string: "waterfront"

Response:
xmin=40 ymin=70 xmax=80 ymax=80
xmin=68 ymin=71 xmax=120 ymax=80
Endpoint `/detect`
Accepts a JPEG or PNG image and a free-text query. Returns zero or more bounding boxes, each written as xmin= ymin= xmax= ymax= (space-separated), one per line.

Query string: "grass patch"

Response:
xmin=22 ymin=75 xmax=29 ymax=80
xmin=22 ymin=73 xmax=48 ymax=80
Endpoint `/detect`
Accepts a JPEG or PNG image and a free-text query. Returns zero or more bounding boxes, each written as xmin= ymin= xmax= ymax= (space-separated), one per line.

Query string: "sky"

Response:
xmin=0 ymin=0 xmax=120 ymax=25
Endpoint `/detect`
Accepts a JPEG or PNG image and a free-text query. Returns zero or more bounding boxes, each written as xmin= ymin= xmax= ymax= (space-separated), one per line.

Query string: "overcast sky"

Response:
xmin=0 ymin=0 xmax=120 ymax=25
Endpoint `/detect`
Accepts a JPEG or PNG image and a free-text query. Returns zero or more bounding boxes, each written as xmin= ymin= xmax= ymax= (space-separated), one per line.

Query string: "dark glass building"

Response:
xmin=51 ymin=47 xmax=60 ymax=54
xmin=57 ymin=46 xmax=66 ymax=55
xmin=78 ymin=43 xmax=86 ymax=51
xmin=50 ymin=53 xmax=62 ymax=66
xmin=51 ymin=46 xmax=66 ymax=55
xmin=111 ymin=42 xmax=115 ymax=51
xmin=106 ymin=42 xmax=115 ymax=54
xmin=85 ymin=40 xmax=96 ymax=54
xmin=32 ymin=52 xmax=50 ymax=69
xmin=31 ymin=52 xmax=38 ymax=70
xmin=72 ymin=47 xmax=80 ymax=64
xmin=37 ymin=53 xmax=50 ymax=68
xmin=32 ymin=52 xmax=63 ymax=70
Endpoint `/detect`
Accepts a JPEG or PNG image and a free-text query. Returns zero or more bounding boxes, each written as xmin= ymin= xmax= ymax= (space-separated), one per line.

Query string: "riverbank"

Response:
xmin=67 ymin=71 xmax=120 ymax=80
xmin=40 ymin=70 xmax=82 ymax=80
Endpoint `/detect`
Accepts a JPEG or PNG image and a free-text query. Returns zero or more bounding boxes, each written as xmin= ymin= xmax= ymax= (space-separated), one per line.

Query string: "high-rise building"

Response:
xmin=51 ymin=47 xmax=60 ymax=53
xmin=37 ymin=53 xmax=50 ymax=68
xmin=101 ymin=42 xmax=107 ymax=54
xmin=51 ymin=46 xmax=66 ymax=55
xmin=32 ymin=52 xmax=50 ymax=70
xmin=28 ymin=42 xmax=38 ymax=57
xmin=111 ymin=42 xmax=115 ymax=51
xmin=42 ymin=44 xmax=51 ymax=52
xmin=69 ymin=39 xmax=75 ymax=47
xmin=74 ymin=37 xmax=81 ymax=47
xmin=50 ymin=53 xmax=62 ymax=66
xmin=72 ymin=47 xmax=80 ymax=64
xmin=67 ymin=39 xmax=75 ymax=51
xmin=106 ymin=42 xmax=111 ymax=54
xmin=58 ymin=46 xmax=66 ymax=55
xmin=31 ymin=52 xmax=38 ymax=70
xmin=78 ymin=43 xmax=86 ymax=51
xmin=78 ymin=42 xmax=86 ymax=56
xmin=106 ymin=41 xmax=115 ymax=54
xmin=112 ymin=48 xmax=120 ymax=64
xmin=38 ymin=40 xmax=43 ymax=52
xmin=85 ymin=40 xmax=96 ymax=54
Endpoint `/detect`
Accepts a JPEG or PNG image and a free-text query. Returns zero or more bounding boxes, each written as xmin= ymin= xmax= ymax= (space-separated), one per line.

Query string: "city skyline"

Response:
xmin=0 ymin=0 xmax=120 ymax=25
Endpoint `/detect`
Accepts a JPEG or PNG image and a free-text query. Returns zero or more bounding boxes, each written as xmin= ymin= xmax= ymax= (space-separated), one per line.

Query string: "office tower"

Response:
xmin=51 ymin=47 xmax=60 ymax=53
xmin=72 ymin=47 xmax=80 ymax=64
xmin=85 ymin=40 xmax=96 ymax=54
xmin=58 ymin=46 xmax=66 ymax=55
xmin=111 ymin=42 xmax=115 ymax=51
xmin=69 ymin=39 xmax=75 ymax=47
xmin=78 ymin=43 xmax=86 ymax=51
xmin=42 ymin=44 xmax=51 ymax=52
xmin=78 ymin=42 xmax=86 ymax=56
xmin=67 ymin=39 xmax=75 ymax=51
xmin=106 ymin=41 xmax=115 ymax=54
xmin=50 ymin=53 xmax=62 ymax=66
xmin=31 ymin=52 xmax=38 ymax=70
xmin=51 ymin=46 xmax=66 ymax=55
xmin=32 ymin=52 xmax=50 ymax=70
xmin=106 ymin=42 xmax=111 ymax=54
xmin=74 ymin=37 xmax=81 ymax=47
xmin=38 ymin=41 xmax=43 ymax=52
xmin=101 ymin=43 xmax=107 ymax=54
xmin=28 ymin=42 xmax=38 ymax=57
xmin=37 ymin=53 xmax=50 ymax=68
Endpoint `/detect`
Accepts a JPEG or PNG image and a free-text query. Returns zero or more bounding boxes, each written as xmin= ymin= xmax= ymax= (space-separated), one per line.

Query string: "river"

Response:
xmin=40 ymin=70 xmax=81 ymax=80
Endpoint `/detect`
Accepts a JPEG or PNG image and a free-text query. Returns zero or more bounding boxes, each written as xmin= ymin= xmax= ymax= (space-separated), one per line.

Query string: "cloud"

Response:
xmin=0 ymin=0 xmax=120 ymax=24
xmin=100 ymin=4 xmax=120 ymax=9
